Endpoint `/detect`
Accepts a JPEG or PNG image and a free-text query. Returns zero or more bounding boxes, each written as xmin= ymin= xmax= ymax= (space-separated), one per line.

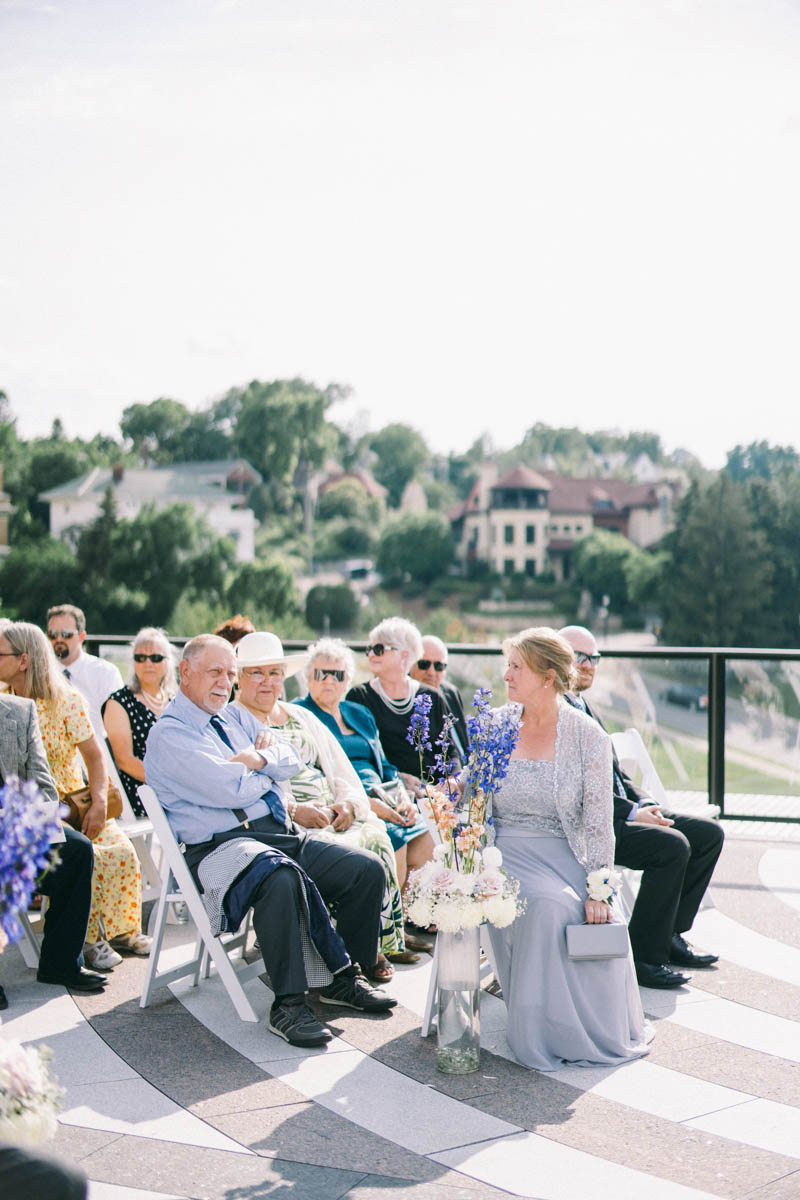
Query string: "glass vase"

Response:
xmin=436 ymin=926 xmax=481 ymax=1073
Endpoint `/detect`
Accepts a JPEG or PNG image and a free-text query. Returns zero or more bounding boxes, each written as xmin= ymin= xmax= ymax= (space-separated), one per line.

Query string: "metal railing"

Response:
xmin=86 ymin=636 xmax=800 ymax=823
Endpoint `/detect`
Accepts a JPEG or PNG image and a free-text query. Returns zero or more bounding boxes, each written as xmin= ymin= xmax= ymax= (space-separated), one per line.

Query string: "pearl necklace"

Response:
xmin=372 ymin=676 xmax=420 ymax=715
xmin=139 ymin=689 xmax=168 ymax=716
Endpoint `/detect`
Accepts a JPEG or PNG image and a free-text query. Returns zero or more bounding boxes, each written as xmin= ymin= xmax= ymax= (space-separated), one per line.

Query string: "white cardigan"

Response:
xmin=231 ymin=699 xmax=370 ymax=821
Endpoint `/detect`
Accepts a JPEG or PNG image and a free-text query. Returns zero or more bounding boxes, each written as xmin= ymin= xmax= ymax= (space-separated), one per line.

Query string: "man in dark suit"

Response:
xmin=560 ymin=626 xmax=724 ymax=989
xmin=410 ymin=635 xmax=469 ymax=760
xmin=0 ymin=692 xmax=106 ymax=997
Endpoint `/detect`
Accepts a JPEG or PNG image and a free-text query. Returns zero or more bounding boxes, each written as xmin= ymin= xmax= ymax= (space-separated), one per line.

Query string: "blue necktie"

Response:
xmin=208 ymin=714 xmax=288 ymax=829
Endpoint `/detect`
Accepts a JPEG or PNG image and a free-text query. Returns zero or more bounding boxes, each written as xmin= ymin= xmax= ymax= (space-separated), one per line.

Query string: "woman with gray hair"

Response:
xmin=295 ymin=638 xmax=435 ymax=927
xmin=345 ymin=617 xmax=459 ymax=784
xmin=103 ymin=627 xmax=177 ymax=819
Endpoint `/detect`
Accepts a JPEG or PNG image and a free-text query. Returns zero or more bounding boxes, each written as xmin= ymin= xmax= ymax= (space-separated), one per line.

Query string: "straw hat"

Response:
xmin=235 ymin=632 xmax=309 ymax=678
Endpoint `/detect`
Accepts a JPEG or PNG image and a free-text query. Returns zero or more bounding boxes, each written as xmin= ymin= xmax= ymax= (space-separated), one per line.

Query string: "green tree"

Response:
xmin=369 ymin=424 xmax=429 ymax=508
xmin=120 ymin=398 xmax=193 ymax=462
xmin=314 ymin=519 xmax=376 ymax=561
xmin=317 ymin=479 xmax=380 ymax=524
xmin=572 ymin=530 xmax=640 ymax=610
xmin=724 ymin=440 xmax=799 ymax=483
xmin=744 ymin=474 xmax=800 ymax=647
xmin=376 ymin=512 xmax=453 ymax=585
xmin=0 ymin=538 xmax=84 ymax=622
xmin=305 ymin=584 xmax=358 ymax=633
xmin=226 ymin=560 xmax=300 ymax=622
xmin=660 ymin=476 xmax=772 ymax=646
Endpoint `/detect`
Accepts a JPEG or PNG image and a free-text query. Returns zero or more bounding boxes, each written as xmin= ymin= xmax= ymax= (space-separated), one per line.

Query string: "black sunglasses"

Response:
xmin=417 ymin=659 xmax=446 ymax=672
xmin=134 ymin=653 xmax=167 ymax=663
xmin=574 ymin=651 xmax=601 ymax=666
xmin=365 ymin=644 xmax=398 ymax=657
xmin=47 ymin=629 xmax=77 ymax=639
xmin=313 ymin=668 xmax=345 ymax=682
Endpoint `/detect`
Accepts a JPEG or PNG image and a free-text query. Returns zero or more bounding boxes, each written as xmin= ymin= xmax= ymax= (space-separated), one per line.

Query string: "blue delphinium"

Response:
xmin=0 ymin=775 xmax=61 ymax=944
xmin=434 ymin=712 xmax=459 ymax=797
xmin=465 ymin=688 xmax=520 ymax=799
xmin=406 ymin=692 xmax=433 ymax=781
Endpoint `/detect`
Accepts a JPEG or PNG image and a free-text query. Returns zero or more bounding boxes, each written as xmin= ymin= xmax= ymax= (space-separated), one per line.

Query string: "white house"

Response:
xmin=40 ymin=459 xmax=261 ymax=563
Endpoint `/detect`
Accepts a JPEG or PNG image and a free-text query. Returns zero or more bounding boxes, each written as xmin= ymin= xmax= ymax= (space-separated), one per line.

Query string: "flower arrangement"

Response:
xmin=404 ymin=689 xmax=525 ymax=932
xmin=0 ymin=1038 xmax=63 ymax=1146
xmin=586 ymin=868 xmax=622 ymax=903
xmin=0 ymin=775 xmax=61 ymax=945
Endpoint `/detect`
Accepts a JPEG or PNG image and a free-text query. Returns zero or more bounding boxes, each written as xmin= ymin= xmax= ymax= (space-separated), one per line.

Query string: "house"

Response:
xmin=39 ymin=459 xmax=261 ymax=562
xmin=451 ymin=463 xmax=678 ymax=579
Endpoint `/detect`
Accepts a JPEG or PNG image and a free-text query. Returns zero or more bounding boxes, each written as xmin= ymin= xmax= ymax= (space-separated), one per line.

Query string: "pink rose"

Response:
xmin=431 ymin=866 xmax=455 ymax=890
xmin=477 ymin=870 xmax=504 ymax=897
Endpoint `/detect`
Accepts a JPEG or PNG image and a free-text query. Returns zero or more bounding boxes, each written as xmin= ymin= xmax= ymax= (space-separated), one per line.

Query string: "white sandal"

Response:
xmin=109 ymin=932 xmax=152 ymax=957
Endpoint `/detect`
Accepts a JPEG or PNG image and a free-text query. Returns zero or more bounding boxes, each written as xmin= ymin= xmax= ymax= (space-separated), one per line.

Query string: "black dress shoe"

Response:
xmin=669 ymin=933 xmax=719 ymax=968
xmin=0 ymin=984 xmax=8 ymax=1010
xmin=635 ymin=961 xmax=691 ymax=989
xmin=37 ymin=967 xmax=108 ymax=993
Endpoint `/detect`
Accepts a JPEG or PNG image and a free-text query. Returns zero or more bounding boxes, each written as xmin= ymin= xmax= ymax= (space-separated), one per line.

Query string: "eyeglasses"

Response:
xmin=417 ymin=659 xmax=446 ymax=672
xmin=134 ymin=653 xmax=166 ymax=663
xmin=313 ymin=668 xmax=345 ymax=682
xmin=365 ymin=644 xmax=399 ymax=657
xmin=0 ymin=651 xmax=21 ymax=657
xmin=574 ymin=651 xmax=601 ymax=666
xmin=241 ymin=668 xmax=283 ymax=682
xmin=47 ymin=629 xmax=77 ymax=640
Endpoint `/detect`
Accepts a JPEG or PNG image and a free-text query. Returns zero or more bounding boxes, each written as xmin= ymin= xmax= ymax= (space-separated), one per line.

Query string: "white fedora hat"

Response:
xmin=235 ymin=632 xmax=309 ymax=678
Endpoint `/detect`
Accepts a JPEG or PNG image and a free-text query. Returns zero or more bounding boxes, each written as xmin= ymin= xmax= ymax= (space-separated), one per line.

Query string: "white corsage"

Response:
xmin=586 ymin=868 xmax=622 ymax=903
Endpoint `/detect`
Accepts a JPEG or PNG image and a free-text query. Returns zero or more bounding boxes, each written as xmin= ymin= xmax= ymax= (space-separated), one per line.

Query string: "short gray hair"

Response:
xmin=181 ymin=634 xmax=234 ymax=665
xmin=304 ymin=637 xmax=356 ymax=688
xmin=368 ymin=617 xmax=423 ymax=665
xmin=128 ymin=626 xmax=178 ymax=698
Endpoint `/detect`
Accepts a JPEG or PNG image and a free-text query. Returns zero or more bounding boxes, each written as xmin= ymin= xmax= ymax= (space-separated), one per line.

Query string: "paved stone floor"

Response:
xmin=3 ymin=822 xmax=800 ymax=1200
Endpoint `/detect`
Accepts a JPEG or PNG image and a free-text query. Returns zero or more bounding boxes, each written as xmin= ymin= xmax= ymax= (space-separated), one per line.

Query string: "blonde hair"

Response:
xmin=2 ymin=621 xmax=71 ymax=705
xmin=128 ymin=626 xmax=178 ymax=698
xmin=503 ymin=626 xmax=577 ymax=695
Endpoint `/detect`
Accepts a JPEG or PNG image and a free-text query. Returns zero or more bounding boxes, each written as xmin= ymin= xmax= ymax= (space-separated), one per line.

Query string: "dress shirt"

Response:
xmin=62 ymin=651 xmax=124 ymax=742
xmin=144 ymin=691 xmax=302 ymax=845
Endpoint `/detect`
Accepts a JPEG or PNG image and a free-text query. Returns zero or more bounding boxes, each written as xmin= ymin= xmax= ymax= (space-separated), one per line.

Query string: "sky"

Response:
xmin=2 ymin=0 xmax=799 ymax=468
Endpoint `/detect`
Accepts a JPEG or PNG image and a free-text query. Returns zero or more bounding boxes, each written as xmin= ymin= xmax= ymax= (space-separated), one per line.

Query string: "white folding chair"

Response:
xmin=610 ymin=728 xmax=720 ymax=819
xmin=15 ymin=907 xmax=45 ymax=968
xmin=105 ymin=753 xmax=164 ymax=908
xmin=137 ymin=784 xmax=263 ymax=1022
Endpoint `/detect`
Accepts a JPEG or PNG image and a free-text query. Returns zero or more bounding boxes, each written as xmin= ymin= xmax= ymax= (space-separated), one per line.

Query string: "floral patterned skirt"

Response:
xmin=86 ymin=819 xmax=142 ymax=944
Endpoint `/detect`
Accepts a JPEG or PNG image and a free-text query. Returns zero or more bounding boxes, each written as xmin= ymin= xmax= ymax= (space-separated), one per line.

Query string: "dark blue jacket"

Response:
xmin=293 ymin=695 xmax=398 ymax=786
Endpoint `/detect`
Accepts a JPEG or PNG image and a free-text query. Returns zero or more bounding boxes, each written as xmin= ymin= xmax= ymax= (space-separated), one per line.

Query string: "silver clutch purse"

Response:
xmin=566 ymin=921 xmax=630 ymax=960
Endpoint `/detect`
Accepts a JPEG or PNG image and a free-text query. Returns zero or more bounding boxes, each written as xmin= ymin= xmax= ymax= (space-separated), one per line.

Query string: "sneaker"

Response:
xmin=318 ymin=970 xmax=398 ymax=1012
xmin=109 ymin=932 xmax=152 ymax=957
xmin=83 ymin=940 xmax=123 ymax=971
xmin=268 ymin=997 xmax=333 ymax=1047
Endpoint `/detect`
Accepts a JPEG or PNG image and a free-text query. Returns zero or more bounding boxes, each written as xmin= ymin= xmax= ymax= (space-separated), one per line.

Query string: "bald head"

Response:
xmin=558 ymin=625 xmax=599 ymax=694
xmin=410 ymin=635 xmax=449 ymax=688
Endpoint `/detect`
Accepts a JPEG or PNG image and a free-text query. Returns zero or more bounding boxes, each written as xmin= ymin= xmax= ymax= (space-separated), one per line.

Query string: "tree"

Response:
xmin=369 ymin=424 xmax=429 ymax=508
xmin=120 ymin=398 xmax=193 ymax=462
xmin=0 ymin=538 xmax=84 ymax=622
xmin=376 ymin=513 xmax=453 ymax=585
xmin=724 ymin=440 xmax=799 ymax=483
xmin=305 ymin=584 xmax=358 ymax=633
xmin=225 ymin=560 xmax=300 ymax=622
xmin=660 ymin=476 xmax=772 ymax=646
xmin=744 ymin=474 xmax=800 ymax=647
xmin=572 ymin=530 xmax=640 ymax=611
xmin=317 ymin=479 xmax=379 ymax=524
xmin=314 ymin=519 xmax=376 ymax=561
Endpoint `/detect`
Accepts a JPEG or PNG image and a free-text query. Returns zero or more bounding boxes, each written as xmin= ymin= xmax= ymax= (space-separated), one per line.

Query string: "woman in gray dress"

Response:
xmin=488 ymin=627 xmax=651 ymax=1070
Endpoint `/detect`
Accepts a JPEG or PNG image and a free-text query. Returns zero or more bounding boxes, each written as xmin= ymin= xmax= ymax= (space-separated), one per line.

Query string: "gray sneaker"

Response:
xmin=318 ymin=970 xmax=397 ymax=1012
xmin=269 ymin=997 xmax=333 ymax=1047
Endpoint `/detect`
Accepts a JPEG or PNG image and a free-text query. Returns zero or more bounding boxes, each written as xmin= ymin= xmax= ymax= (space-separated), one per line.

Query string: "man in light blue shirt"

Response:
xmin=145 ymin=634 xmax=396 ymax=1048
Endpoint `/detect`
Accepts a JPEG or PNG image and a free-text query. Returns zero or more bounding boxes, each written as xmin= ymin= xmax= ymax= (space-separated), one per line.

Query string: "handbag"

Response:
xmin=61 ymin=782 xmax=123 ymax=831
xmin=370 ymin=776 xmax=415 ymax=811
xmin=566 ymin=920 xmax=630 ymax=960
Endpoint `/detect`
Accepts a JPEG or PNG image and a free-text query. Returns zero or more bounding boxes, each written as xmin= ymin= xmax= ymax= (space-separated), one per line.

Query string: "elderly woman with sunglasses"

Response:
xmin=102 ymin=627 xmax=177 ymax=819
xmin=233 ymin=632 xmax=413 ymax=981
xmin=295 ymin=637 xmax=436 ymax=904
xmin=345 ymin=617 xmax=461 ymax=789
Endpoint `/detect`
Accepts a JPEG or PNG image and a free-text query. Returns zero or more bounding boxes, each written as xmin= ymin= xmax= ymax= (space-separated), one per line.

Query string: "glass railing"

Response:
xmin=85 ymin=636 xmax=800 ymax=823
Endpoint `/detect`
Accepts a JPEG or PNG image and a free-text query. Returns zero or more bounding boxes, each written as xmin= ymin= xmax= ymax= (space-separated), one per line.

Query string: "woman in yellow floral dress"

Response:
xmin=0 ymin=621 xmax=149 ymax=971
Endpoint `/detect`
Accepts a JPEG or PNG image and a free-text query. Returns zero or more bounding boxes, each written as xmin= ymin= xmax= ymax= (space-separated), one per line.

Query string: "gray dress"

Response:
xmin=488 ymin=753 xmax=651 ymax=1071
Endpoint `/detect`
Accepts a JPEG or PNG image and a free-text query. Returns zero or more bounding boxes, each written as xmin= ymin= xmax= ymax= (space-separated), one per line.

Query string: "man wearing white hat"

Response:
xmin=145 ymin=633 xmax=396 ymax=1048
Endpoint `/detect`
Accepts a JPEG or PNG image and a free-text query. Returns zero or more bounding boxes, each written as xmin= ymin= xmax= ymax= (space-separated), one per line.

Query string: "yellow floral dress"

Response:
xmin=36 ymin=689 xmax=142 ymax=944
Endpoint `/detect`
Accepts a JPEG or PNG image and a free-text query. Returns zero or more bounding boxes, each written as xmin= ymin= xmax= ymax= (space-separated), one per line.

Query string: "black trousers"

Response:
xmin=36 ymin=827 xmax=94 ymax=975
xmin=187 ymin=816 xmax=385 ymax=999
xmin=614 ymin=811 xmax=724 ymax=964
xmin=0 ymin=1142 xmax=86 ymax=1200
